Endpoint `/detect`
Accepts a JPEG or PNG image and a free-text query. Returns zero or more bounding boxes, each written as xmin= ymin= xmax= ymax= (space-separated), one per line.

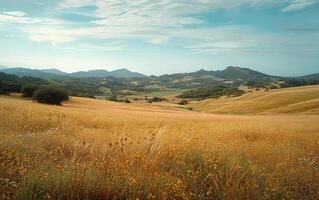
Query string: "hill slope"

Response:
xmin=189 ymin=85 xmax=319 ymax=114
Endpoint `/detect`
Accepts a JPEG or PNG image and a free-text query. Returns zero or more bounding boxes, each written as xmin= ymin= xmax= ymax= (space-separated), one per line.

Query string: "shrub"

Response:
xmin=178 ymin=85 xmax=244 ymax=100
xmin=124 ymin=99 xmax=131 ymax=103
xmin=21 ymin=84 xmax=39 ymax=97
xmin=0 ymin=83 xmax=11 ymax=95
xmin=33 ymin=85 xmax=69 ymax=105
xmin=178 ymin=100 xmax=188 ymax=105
xmin=109 ymin=96 xmax=118 ymax=102
xmin=152 ymin=97 xmax=166 ymax=102
xmin=0 ymin=83 xmax=21 ymax=95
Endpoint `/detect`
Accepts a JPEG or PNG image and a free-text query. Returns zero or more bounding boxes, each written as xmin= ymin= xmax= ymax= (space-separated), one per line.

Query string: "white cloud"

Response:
xmin=23 ymin=26 xmax=94 ymax=44
xmin=2 ymin=11 xmax=27 ymax=17
xmin=1 ymin=0 xmax=317 ymax=52
xmin=282 ymin=0 xmax=318 ymax=12
xmin=0 ymin=11 xmax=41 ymax=24
xmin=78 ymin=43 xmax=124 ymax=51
xmin=0 ymin=10 xmax=66 ymax=25
xmin=187 ymin=41 xmax=254 ymax=53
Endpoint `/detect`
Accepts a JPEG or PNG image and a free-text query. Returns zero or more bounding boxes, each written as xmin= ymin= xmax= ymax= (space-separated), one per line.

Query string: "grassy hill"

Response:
xmin=189 ymin=85 xmax=319 ymax=114
xmin=1 ymin=95 xmax=319 ymax=199
xmin=0 ymin=94 xmax=318 ymax=199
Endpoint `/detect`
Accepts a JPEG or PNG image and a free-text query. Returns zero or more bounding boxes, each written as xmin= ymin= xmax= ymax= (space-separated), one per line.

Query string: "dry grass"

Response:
xmin=189 ymin=85 xmax=319 ymax=114
xmin=0 ymin=95 xmax=318 ymax=200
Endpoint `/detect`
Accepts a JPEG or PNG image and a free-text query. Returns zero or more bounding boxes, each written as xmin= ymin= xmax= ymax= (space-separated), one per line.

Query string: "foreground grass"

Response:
xmin=0 ymin=96 xmax=318 ymax=199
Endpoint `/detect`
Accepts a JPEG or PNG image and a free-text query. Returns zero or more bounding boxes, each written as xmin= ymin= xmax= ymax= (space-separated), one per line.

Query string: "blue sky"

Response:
xmin=0 ymin=0 xmax=318 ymax=76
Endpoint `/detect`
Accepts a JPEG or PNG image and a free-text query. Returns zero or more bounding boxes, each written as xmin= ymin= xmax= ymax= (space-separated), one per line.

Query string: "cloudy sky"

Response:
xmin=0 ymin=0 xmax=318 ymax=76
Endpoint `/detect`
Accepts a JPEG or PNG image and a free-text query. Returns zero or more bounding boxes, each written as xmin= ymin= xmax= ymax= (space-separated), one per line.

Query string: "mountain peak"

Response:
xmin=109 ymin=68 xmax=146 ymax=78
xmin=112 ymin=68 xmax=130 ymax=72
xmin=86 ymin=69 xmax=109 ymax=72
xmin=216 ymin=66 xmax=271 ymax=80
xmin=41 ymin=68 xmax=67 ymax=75
xmin=225 ymin=66 xmax=250 ymax=71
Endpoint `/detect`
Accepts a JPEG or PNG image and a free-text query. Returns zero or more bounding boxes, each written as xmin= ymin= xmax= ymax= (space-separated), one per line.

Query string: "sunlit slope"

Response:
xmin=189 ymin=85 xmax=319 ymax=114
xmin=1 ymin=94 xmax=319 ymax=199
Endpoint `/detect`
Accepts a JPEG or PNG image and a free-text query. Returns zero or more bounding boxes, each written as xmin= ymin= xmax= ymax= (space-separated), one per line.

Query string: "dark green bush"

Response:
xmin=178 ymin=85 xmax=244 ymax=100
xmin=0 ymin=83 xmax=11 ymax=95
xmin=33 ymin=85 xmax=69 ymax=105
xmin=152 ymin=97 xmax=166 ymax=102
xmin=109 ymin=94 xmax=118 ymax=102
xmin=21 ymin=84 xmax=39 ymax=97
xmin=178 ymin=100 xmax=188 ymax=105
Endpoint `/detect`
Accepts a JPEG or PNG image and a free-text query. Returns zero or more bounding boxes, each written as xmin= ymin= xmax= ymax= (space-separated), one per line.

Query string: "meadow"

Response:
xmin=0 ymin=89 xmax=319 ymax=199
xmin=189 ymin=85 xmax=319 ymax=114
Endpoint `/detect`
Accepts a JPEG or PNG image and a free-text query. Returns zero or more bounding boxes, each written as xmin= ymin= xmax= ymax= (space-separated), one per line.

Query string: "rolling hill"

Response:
xmin=188 ymin=85 xmax=319 ymax=114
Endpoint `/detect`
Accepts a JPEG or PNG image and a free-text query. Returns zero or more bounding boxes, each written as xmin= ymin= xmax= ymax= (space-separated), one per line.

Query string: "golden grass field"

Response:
xmin=0 ymin=86 xmax=319 ymax=199
xmin=189 ymin=85 xmax=319 ymax=114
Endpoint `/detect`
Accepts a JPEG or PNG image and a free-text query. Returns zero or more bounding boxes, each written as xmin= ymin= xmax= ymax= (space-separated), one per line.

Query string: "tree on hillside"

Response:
xmin=21 ymin=84 xmax=39 ymax=97
xmin=0 ymin=83 xmax=21 ymax=95
xmin=0 ymin=83 xmax=11 ymax=95
xmin=33 ymin=85 xmax=69 ymax=105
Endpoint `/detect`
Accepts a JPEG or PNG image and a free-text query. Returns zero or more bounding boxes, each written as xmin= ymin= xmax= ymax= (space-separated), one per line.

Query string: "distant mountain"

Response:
xmin=0 ymin=68 xmax=68 ymax=80
xmin=41 ymin=68 xmax=68 ymax=76
xmin=1 ymin=65 xmax=318 ymax=100
xmin=0 ymin=65 xmax=317 ymax=85
xmin=149 ymin=66 xmax=279 ymax=89
xmin=213 ymin=66 xmax=276 ymax=80
xmin=0 ymin=67 xmax=146 ymax=79
xmin=70 ymin=70 xmax=110 ymax=78
xmin=0 ymin=65 xmax=7 ymax=69
xmin=301 ymin=73 xmax=319 ymax=80
xmin=69 ymin=68 xmax=145 ymax=78
xmin=157 ymin=66 xmax=276 ymax=82
xmin=108 ymin=68 xmax=146 ymax=78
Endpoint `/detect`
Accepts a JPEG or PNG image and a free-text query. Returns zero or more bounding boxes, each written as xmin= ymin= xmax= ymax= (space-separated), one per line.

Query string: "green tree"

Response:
xmin=21 ymin=84 xmax=39 ymax=97
xmin=33 ymin=85 xmax=69 ymax=105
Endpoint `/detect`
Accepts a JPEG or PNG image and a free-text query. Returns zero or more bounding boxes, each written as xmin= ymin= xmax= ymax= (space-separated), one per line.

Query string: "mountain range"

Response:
xmin=0 ymin=65 xmax=318 ymax=82
xmin=0 ymin=67 xmax=146 ymax=79
xmin=1 ymin=65 xmax=319 ymax=100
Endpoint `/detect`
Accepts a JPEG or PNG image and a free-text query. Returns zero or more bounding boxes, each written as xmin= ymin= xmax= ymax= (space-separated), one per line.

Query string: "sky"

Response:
xmin=0 ymin=0 xmax=318 ymax=76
